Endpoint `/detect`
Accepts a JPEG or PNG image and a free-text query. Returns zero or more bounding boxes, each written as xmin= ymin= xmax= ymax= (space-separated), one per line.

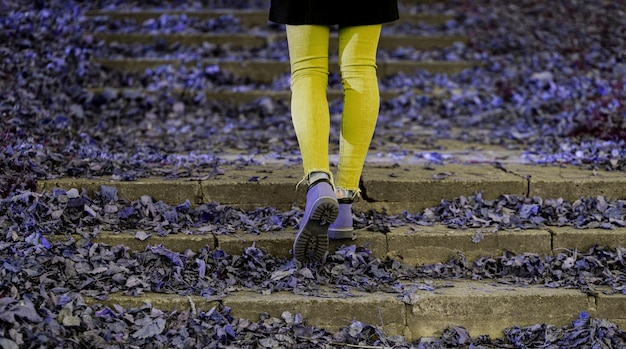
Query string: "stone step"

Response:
xmin=69 ymin=4 xmax=626 ymax=340
xmin=84 ymin=9 xmax=456 ymax=26
xmin=89 ymin=32 xmax=468 ymax=51
xmin=80 ymin=280 xmax=624 ymax=341
xmin=38 ymin=161 xmax=626 ymax=214
xmin=86 ymin=87 xmax=418 ymax=103
xmin=48 ymin=226 xmax=625 ymax=267
xmin=43 ymin=163 xmax=626 ymax=342
xmin=94 ymin=58 xmax=476 ymax=81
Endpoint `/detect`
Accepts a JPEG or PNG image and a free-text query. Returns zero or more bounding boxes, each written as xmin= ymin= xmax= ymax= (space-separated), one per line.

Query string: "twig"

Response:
xmin=355 ymin=224 xmax=375 ymax=232
xmin=332 ymin=343 xmax=392 ymax=349
xmin=553 ymin=247 xmax=577 ymax=253
xmin=232 ymin=233 xmax=246 ymax=242
xmin=187 ymin=296 xmax=197 ymax=317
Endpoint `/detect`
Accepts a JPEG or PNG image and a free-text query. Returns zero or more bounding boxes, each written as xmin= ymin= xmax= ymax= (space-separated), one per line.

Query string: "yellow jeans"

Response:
xmin=286 ymin=24 xmax=382 ymax=192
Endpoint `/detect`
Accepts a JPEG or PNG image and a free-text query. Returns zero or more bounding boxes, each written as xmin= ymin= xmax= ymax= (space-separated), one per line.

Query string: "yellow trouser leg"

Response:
xmin=286 ymin=25 xmax=332 ymax=180
xmin=336 ymin=25 xmax=382 ymax=191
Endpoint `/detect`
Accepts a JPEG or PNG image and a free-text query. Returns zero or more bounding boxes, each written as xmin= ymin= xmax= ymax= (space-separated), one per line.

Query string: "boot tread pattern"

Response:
xmin=293 ymin=197 xmax=338 ymax=263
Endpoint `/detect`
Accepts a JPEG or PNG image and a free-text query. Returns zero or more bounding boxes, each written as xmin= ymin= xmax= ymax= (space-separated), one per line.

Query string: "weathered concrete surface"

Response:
xmin=217 ymin=230 xmax=388 ymax=260
xmin=47 ymin=232 xmax=217 ymax=252
xmin=91 ymin=32 xmax=269 ymax=48
xmin=46 ymin=229 xmax=387 ymax=262
xmin=407 ymin=282 xmax=602 ymax=338
xmin=597 ymin=292 xmax=626 ymax=331
xmin=387 ymin=226 xmax=552 ymax=266
xmin=84 ymin=281 xmax=612 ymax=342
xmin=86 ymin=87 xmax=410 ymax=104
xmin=39 ymin=163 xmax=626 ymax=215
xmin=38 ymin=163 xmax=527 ymax=213
xmin=198 ymin=166 xmax=302 ymax=210
xmin=94 ymin=58 xmax=476 ymax=81
xmin=223 ymin=290 xmax=407 ymax=336
xmin=357 ymin=163 xmax=527 ymax=214
xmin=217 ymin=230 xmax=294 ymax=259
xmin=46 ymin=225 xmax=572 ymax=266
xmin=404 ymin=281 xmax=596 ymax=340
xmin=51 ymin=225 xmax=626 ymax=267
xmin=38 ymin=177 xmax=203 ymax=205
xmin=506 ymin=165 xmax=626 ymax=201
xmin=90 ymin=32 xmax=467 ymax=51
xmin=549 ymin=227 xmax=626 ymax=252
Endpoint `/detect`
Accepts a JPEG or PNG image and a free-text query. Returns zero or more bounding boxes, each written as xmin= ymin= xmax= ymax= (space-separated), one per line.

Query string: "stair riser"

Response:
xmin=84 ymin=283 xmax=625 ymax=341
xmin=38 ymin=164 xmax=529 ymax=215
xmin=38 ymin=165 xmax=626 ymax=215
xmin=49 ymin=228 xmax=625 ymax=266
xmin=85 ymin=88 xmax=407 ymax=104
xmin=90 ymin=32 xmax=467 ymax=51
xmin=94 ymin=58 xmax=475 ymax=82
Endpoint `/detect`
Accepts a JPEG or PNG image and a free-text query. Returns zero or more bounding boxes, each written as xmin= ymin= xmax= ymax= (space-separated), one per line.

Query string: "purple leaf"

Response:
xmin=132 ymin=318 xmax=166 ymax=339
xmin=12 ymin=299 xmax=43 ymax=323
xmin=100 ymin=185 xmax=119 ymax=202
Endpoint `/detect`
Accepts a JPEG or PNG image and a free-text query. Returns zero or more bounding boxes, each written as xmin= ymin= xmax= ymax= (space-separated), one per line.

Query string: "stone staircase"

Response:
xmin=41 ymin=1 xmax=626 ymax=342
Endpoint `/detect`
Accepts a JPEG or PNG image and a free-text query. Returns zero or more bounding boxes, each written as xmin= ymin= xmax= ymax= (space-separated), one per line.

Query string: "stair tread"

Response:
xmin=93 ymin=58 xmax=477 ymax=79
xmin=84 ymin=279 xmax=624 ymax=340
xmin=49 ymin=225 xmax=626 ymax=266
xmin=40 ymin=162 xmax=626 ymax=214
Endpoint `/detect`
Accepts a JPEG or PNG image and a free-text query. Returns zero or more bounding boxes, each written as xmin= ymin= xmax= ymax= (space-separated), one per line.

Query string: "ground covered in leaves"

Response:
xmin=2 ymin=0 xmax=626 ymax=347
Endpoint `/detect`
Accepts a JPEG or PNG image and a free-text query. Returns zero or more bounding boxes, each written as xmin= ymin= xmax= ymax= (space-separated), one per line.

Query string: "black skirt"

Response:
xmin=269 ymin=0 xmax=399 ymax=26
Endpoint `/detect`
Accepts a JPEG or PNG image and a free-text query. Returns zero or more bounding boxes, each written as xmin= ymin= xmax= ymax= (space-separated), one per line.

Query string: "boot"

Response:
xmin=328 ymin=189 xmax=356 ymax=239
xmin=292 ymin=173 xmax=338 ymax=263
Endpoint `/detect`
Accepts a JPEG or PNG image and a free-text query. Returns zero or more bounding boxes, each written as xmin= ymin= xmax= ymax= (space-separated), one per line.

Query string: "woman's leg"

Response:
xmin=286 ymin=24 xmax=332 ymax=180
xmin=286 ymin=25 xmax=338 ymax=263
xmin=329 ymin=25 xmax=382 ymax=239
xmin=335 ymin=24 xmax=382 ymax=191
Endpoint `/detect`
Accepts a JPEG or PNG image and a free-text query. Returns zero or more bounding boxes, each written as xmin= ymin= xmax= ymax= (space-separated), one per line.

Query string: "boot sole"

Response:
xmin=293 ymin=196 xmax=338 ymax=263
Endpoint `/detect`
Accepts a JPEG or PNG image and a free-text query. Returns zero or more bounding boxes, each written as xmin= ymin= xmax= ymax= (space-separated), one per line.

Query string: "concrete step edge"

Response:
xmin=92 ymin=57 xmax=474 ymax=65
xmin=89 ymin=32 xmax=468 ymax=50
xmin=85 ymin=87 xmax=415 ymax=103
xmin=93 ymin=58 xmax=477 ymax=80
xmin=48 ymin=226 xmax=626 ymax=266
xmin=37 ymin=164 xmax=626 ymax=213
xmin=83 ymin=280 xmax=624 ymax=341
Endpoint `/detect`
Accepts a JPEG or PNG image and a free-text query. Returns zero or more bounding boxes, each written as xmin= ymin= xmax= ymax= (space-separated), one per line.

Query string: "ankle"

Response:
xmin=307 ymin=171 xmax=332 ymax=188
xmin=335 ymin=189 xmax=357 ymax=204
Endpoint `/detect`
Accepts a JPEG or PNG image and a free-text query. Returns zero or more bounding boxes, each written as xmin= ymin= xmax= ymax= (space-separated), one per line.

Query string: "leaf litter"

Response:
xmin=3 ymin=189 xmax=626 ymax=347
xmin=3 ymin=0 xmax=626 ymax=347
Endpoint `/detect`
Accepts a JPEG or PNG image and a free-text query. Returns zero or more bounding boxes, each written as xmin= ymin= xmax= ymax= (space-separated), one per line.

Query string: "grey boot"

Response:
xmin=328 ymin=189 xmax=357 ymax=240
xmin=293 ymin=172 xmax=339 ymax=263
